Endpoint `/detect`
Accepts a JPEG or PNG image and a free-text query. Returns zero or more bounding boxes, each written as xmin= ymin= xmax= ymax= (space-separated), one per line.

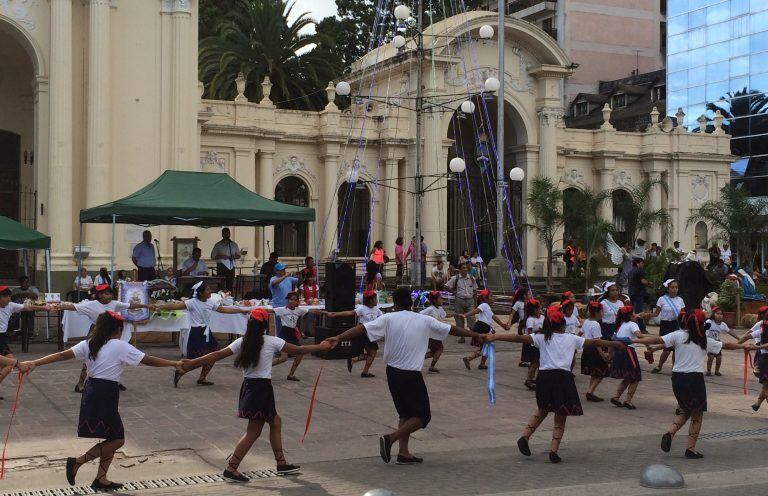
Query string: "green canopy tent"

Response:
xmin=78 ymin=170 xmax=317 ymax=280
xmin=0 ymin=216 xmax=52 ymax=292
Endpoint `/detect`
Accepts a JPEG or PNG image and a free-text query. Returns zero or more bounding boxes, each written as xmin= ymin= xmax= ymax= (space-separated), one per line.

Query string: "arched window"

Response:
xmin=337 ymin=182 xmax=371 ymax=257
xmin=612 ymin=189 xmax=632 ymax=247
xmin=274 ymin=176 xmax=309 ymax=257
xmin=694 ymin=221 xmax=708 ymax=249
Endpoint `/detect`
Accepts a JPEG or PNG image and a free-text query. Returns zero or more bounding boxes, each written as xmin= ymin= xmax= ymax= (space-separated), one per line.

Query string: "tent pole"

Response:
xmin=77 ymin=222 xmax=83 ymax=297
xmin=45 ymin=248 xmax=51 ymax=292
xmin=23 ymin=249 xmax=29 ymax=277
xmin=313 ymin=221 xmax=319 ymax=282
xmin=111 ymin=214 xmax=116 ymax=284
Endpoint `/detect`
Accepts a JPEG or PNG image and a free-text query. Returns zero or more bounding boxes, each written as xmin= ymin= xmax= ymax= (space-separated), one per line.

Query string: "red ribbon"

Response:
xmin=301 ymin=367 xmax=323 ymax=444
xmin=743 ymin=349 xmax=754 ymax=395
xmin=628 ymin=347 xmax=638 ymax=369
xmin=1 ymin=372 xmax=24 ymax=479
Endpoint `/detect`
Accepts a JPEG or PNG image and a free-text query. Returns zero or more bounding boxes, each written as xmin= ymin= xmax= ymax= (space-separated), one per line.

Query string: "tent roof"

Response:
xmin=79 ymin=170 xmax=316 ymax=226
xmin=0 ymin=216 xmax=50 ymax=250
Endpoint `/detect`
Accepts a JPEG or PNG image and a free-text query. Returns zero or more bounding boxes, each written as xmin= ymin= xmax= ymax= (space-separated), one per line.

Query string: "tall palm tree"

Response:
xmin=687 ymin=185 xmax=768 ymax=270
xmin=612 ymin=178 xmax=671 ymax=247
xmin=199 ymin=0 xmax=338 ymax=110
xmin=565 ymin=187 xmax=613 ymax=291
xmin=525 ymin=177 xmax=563 ymax=292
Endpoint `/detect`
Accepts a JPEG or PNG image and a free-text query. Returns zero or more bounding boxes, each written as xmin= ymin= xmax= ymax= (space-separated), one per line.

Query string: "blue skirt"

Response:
xmin=238 ymin=378 xmax=277 ymax=421
xmin=186 ymin=325 xmax=219 ymax=359
xmin=609 ymin=346 xmax=642 ymax=382
xmin=671 ymin=372 xmax=707 ymax=412
xmin=78 ymin=378 xmax=124 ymax=440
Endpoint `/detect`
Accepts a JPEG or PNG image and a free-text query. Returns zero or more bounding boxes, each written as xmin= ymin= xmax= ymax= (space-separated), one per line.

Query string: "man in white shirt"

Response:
xmin=181 ymin=248 xmax=208 ymax=277
xmin=324 ymin=288 xmax=481 ymax=465
xmin=131 ymin=230 xmax=157 ymax=281
xmin=430 ymin=261 xmax=446 ymax=290
xmin=211 ymin=227 xmax=240 ymax=291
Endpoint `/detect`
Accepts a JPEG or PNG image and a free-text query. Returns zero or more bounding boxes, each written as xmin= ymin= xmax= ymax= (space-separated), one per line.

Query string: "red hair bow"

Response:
xmin=588 ymin=300 xmax=601 ymax=310
xmin=250 ymin=308 xmax=270 ymax=323
xmin=363 ymin=290 xmax=376 ymax=298
xmin=94 ymin=284 xmax=111 ymax=293
xmin=106 ymin=310 xmax=124 ymax=321
xmin=618 ymin=304 xmax=634 ymax=315
xmin=546 ymin=304 xmax=565 ymax=324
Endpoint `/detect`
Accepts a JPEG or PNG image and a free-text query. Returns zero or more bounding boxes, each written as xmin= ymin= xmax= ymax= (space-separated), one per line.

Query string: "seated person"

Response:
xmin=431 ymin=261 xmax=447 ymax=290
xmin=69 ymin=267 xmax=93 ymax=302
xmin=181 ymin=247 xmax=209 ymax=276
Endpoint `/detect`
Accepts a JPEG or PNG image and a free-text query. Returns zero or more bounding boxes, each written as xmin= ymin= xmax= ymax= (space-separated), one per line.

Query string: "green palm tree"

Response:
xmin=612 ymin=178 xmax=671 ymax=247
xmin=199 ymin=0 xmax=337 ymax=110
xmin=564 ymin=187 xmax=613 ymax=291
xmin=525 ymin=177 xmax=564 ymax=292
xmin=687 ymin=185 xmax=768 ymax=270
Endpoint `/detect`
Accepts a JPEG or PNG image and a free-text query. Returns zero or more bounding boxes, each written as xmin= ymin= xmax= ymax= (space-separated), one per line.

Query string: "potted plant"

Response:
xmin=718 ymin=279 xmax=739 ymax=327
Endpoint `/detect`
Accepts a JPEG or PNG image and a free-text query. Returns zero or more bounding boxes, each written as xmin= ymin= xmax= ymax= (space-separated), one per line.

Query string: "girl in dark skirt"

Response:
xmin=156 ymin=281 xmax=250 ymax=387
xmin=704 ymin=306 xmax=740 ymax=376
xmin=182 ymin=309 xmax=330 ymax=481
xmin=598 ymin=282 xmax=624 ymax=340
xmin=581 ymin=301 xmax=611 ymax=402
xmin=419 ymin=291 xmax=456 ymax=373
xmin=504 ymin=288 xmax=529 ymax=365
xmin=634 ymin=309 xmax=755 ymax=458
xmin=738 ymin=316 xmax=768 ymax=412
xmin=640 ymin=279 xmax=685 ymax=374
xmin=24 ymin=312 xmax=182 ymax=490
xmin=327 ymin=290 xmax=382 ymax=378
xmin=488 ymin=304 xmax=624 ymax=463
xmin=521 ymin=299 xmax=544 ymax=390
xmin=461 ymin=290 xmax=509 ymax=371
xmin=609 ymin=305 xmax=643 ymax=409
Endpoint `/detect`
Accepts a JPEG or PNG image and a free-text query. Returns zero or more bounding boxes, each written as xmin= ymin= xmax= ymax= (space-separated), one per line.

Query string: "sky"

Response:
xmin=290 ymin=0 xmax=338 ymax=27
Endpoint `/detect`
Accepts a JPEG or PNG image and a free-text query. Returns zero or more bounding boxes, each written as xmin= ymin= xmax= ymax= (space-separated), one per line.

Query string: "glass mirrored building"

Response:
xmin=667 ymin=0 xmax=768 ymax=195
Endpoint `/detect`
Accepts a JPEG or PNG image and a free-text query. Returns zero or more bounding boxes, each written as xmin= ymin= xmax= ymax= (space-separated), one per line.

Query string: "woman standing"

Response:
xmin=633 ymin=309 xmax=756 ymax=458
xmin=182 ymin=309 xmax=330 ymax=481
xmin=487 ymin=305 xmax=624 ymax=463
xmin=156 ymin=281 xmax=250 ymax=387
xmin=394 ymin=237 xmax=405 ymax=285
xmin=23 ymin=312 xmax=182 ymax=490
xmin=609 ymin=305 xmax=643 ymax=409
xmin=641 ymin=279 xmax=684 ymax=374
xmin=370 ymin=240 xmax=387 ymax=276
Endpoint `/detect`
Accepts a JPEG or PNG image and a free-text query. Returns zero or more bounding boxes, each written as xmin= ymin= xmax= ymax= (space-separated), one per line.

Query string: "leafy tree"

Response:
xmin=525 ymin=177 xmax=563 ymax=292
xmin=564 ymin=187 xmax=613 ymax=291
xmin=199 ymin=0 xmax=337 ymax=110
xmin=687 ymin=184 xmax=768 ymax=270
xmin=611 ymin=178 xmax=671 ymax=247
xmin=199 ymin=0 xmax=239 ymax=40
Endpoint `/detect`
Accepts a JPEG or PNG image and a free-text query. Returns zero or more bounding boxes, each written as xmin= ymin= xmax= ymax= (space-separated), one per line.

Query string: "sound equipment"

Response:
xmin=313 ymin=326 xmax=362 ymax=359
xmin=324 ymin=261 xmax=356 ymax=328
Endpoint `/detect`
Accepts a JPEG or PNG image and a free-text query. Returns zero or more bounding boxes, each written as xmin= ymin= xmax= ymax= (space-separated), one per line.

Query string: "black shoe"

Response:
xmin=752 ymin=403 xmax=760 ymax=412
xmin=118 ymin=383 xmax=127 ymax=391
xmin=173 ymin=370 xmax=181 ymax=388
xmin=346 ymin=358 xmax=353 ymax=373
xmin=66 ymin=457 xmax=77 ymax=486
xmin=223 ymin=469 xmax=249 ymax=482
xmin=277 ymin=464 xmax=301 ymax=475
xmin=396 ymin=455 xmax=423 ymax=465
xmin=361 ymin=372 xmax=375 ymax=378
xmin=379 ymin=435 xmax=393 ymax=463
xmin=517 ymin=436 xmax=531 ymax=456
xmin=661 ymin=432 xmax=672 ymax=453
xmin=74 ymin=384 xmax=84 ymax=393
xmin=478 ymin=364 xmax=488 ymax=370
xmin=549 ymin=452 xmax=562 ymax=464
xmin=684 ymin=449 xmax=704 ymax=459
xmin=90 ymin=479 xmax=124 ymax=490
xmin=585 ymin=393 xmax=604 ymax=402
xmin=518 ymin=361 xmax=530 ymax=368
xmin=610 ymin=398 xmax=623 ymax=407
xmin=286 ymin=375 xmax=300 ymax=382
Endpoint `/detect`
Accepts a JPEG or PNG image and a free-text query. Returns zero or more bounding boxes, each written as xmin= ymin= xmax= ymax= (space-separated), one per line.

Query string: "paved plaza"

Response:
xmin=2 ymin=327 xmax=768 ymax=495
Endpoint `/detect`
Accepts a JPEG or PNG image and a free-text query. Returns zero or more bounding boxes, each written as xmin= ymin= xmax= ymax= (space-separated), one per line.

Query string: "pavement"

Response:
xmin=1 ymin=324 xmax=767 ymax=496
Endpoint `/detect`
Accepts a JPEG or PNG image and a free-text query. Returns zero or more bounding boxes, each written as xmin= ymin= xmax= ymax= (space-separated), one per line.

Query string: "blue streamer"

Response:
xmin=480 ymin=342 xmax=496 ymax=406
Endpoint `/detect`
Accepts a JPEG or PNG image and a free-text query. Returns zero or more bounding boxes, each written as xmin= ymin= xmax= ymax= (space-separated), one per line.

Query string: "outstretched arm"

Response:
xmin=324 ymin=324 xmax=366 ymax=348
xmin=140 ymin=355 xmax=183 ymax=370
xmin=28 ymin=349 xmax=76 ymax=372
xmin=184 ymin=347 xmax=234 ymax=371
xmin=492 ymin=315 xmax=508 ymax=330
xmin=722 ymin=342 xmax=756 ymax=351
xmin=738 ymin=331 xmax=757 ymax=344
xmin=487 ymin=333 xmax=532 ymax=345
xmin=585 ymin=338 xmax=626 ymax=350
xmin=632 ymin=336 xmax=665 ymax=346
xmin=282 ymin=341 xmax=331 ymax=356
xmin=156 ymin=301 xmax=187 ymax=311
xmin=326 ymin=310 xmax=356 ymax=318
xmin=216 ymin=306 xmax=250 ymax=315
xmin=448 ymin=325 xmax=480 ymax=339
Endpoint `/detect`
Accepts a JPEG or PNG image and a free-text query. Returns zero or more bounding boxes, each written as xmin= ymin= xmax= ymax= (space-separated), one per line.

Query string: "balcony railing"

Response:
xmin=506 ymin=0 xmax=557 ymax=14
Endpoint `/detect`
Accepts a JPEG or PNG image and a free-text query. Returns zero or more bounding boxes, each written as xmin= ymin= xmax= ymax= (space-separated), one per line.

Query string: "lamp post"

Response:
xmin=496 ymin=0 xmax=505 ymax=261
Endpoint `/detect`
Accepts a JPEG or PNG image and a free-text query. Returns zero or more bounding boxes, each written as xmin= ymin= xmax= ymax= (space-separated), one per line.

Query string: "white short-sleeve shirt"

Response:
xmin=532 ymin=333 xmax=585 ymax=371
xmin=581 ymin=319 xmax=602 ymax=340
xmin=600 ymin=299 xmax=624 ymax=324
xmin=661 ymin=330 xmax=724 ymax=373
xmin=705 ymin=319 xmax=730 ymax=341
xmin=355 ymin=305 xmax=383 ymax=324
xmin=74 ymin=300 xmax=130 ymax=325
xmin=228 ymin=335 xmax=286 ymax=379
xmin=71 ymin=339 xmax=145 ymax=382
xmin=184 ymin=298 xmax=221 ymax=328
xmin=0 ymin=302 xmax=24 ymax=333
xmin=615 ymin=321 xmax=642 ymax=340
xmin=273 ymin=306 xmax=309 ymax=329
xmin=565 ymin=314 xmax=580 ymax=334
xmin=525 ymin=315 xmax=544 ymax=334
xmin=475 ymin=302 xmax=494 ymax=326
xmin=420 ymin=305 xmax=447 ymax=321
xmin=512 ymin=301 xmax=525 ymax=321
xmin=364 ymin=311 xmax=451 ymax=371
xmin=656 ymin=295 xmax=685 ymax=321
xmin=751 ymin=326 xmax=768 ymax=354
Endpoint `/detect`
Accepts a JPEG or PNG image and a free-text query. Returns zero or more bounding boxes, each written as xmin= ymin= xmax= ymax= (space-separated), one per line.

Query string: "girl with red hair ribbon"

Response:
xmin=704 ymin=306 xmax=740 ymax=377
xmin=461 ymin=290 xmax=509 ymax=371
xmin=326 ymin=290 xmax=382 ymax=378
xmin=504 ymin=287 xmax=530 ymax=367
xmin=486 ymin=304 xmax=624 ymax=463
xmin=521 ymin=299 xmax=545 ymax=390
xmin=580 ymin=300 xmax=612 ymax=402
xmin=738 ymin=310 xmax=768 ymax=412
xmin=266 ymin=292 xmax=327 ymax=381
xmin=608 ymin=305 xmax=643 ymax=409
xmin=633 ymin=309 xmax=757 ymax=459
xmin=420 ymin=291 xmax=456 ymax=373
xmin=180 ymin=309 xmax=331 ymax=481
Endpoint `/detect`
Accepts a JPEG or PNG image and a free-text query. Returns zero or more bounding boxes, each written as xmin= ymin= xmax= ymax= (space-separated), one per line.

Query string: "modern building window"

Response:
xmin=274 ymin=176 xmax=309 ymax=257
xmin=652 ymin=85 xmax=666 ymax=102
xmin=611 ymin=93 xmax=626 ymax=109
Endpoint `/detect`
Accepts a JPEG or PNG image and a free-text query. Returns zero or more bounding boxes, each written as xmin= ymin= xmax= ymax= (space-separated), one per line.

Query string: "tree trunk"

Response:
xmin=546 ymin=248 xmax=553 ymax=293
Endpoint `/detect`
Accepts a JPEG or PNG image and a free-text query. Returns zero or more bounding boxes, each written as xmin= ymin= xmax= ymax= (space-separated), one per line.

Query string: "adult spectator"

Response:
xmin=563 ymin=242 xmax=576 ymax=272
xmin=673 ymin=241 xmax=684 ymax=257
xmin=94 ymin=267 xmax=112 ymax=288
xmin=630 ymin=238 xmax=647 ymax=260
xmin=299 ymin=256 xmax=316 ymax=285
xmin=431 ymin=261 xmax=446 ymax=290
xmin=445 ymin=262 xmax=478 ymax=343
xmin=370 ymin=240 xmax=387 ymax=275
xmin=513 ymin=262 xmax=527 ymax=281
xmin=470 ymin=250 xmax=484 ymax=279
xmin=71 ymin=267 xmax=93 ymax=302
xmin=270 ymin=263 xmax=298 ymax=338
xmin=459 ymin=249 xmax=470 ymax=265
xmin=260 ymin=252 xmax=279 ymax=280
xmin=211 ymin=227 xmax=241 ymax=291
xmin=647 ymin=243 xmax=659 ymax=258
xmin=708 ymin=243 xmax=721 ymax=269
xmin=619 ymin=245 xmax=634 ymax=294
xmin=11 ymin=276 xmax=40 ymax=338
xmin=406 ymin=236 xmax=427 ymax=285
xmin=131 ymin=230 xmax=157 ymax=281
xmin=181 ymin=247 xmax=208 ymax=276
xmin=394 ymin=237 xmax=405 ymax=285
xmin=721 ymin=242 xmax=732 ymax=264
xmin=628 ymin=258 xmax=650 ymax=332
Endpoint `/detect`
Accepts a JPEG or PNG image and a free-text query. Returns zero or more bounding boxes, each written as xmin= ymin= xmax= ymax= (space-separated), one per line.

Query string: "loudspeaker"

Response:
xmin=324 ymin=261 xmax=356 ymax=328
xmin=313 ymin=326 xmax=362 ymax=359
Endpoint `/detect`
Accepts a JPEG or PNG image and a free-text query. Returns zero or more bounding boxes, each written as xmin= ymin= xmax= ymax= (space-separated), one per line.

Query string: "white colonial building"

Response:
xmin=0 ymin=3 xmax=732 ymax=283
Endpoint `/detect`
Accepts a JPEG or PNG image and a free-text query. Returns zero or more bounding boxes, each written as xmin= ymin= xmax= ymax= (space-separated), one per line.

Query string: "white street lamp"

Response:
xmin=449 ymin=157 xmax=466 ymax=173
xmin=479 ymin=25 xmax=494 ymax=39
xmin=484 ymin=77 xmax=500 ymax=93
xmin=335 ymin=81 xmax=351 ymax=96
xmin=392 ymin=35 xmax=406 ymax=49
xmin=509 ymin=167 xmax=525 ymax=182
xmin=460 ymin=100 xmax=476 ymax=114
xmin=394 ymin=5 xmax=410 ymax=20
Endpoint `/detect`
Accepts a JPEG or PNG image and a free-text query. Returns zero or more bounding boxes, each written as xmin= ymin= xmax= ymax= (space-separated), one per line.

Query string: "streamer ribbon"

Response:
xmin=301 ymin=367 xmax=323 ymax=443
xmin=480 ymin=342 xmax=496 ymax=406
xmin=1 ymin=372 xmax=24 ymax=479
xmin=744 ymin=349 xmax=754 ymax=395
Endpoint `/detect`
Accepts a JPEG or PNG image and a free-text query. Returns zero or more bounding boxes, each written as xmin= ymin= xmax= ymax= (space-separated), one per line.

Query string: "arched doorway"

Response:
xmin=0 ymin=23 xmax=37 ymax=279
xmin=337 ymin=182 xmax=371 ymax=257
xmin=612 ymin=189 xmax=632 ymax=247
xmin=274 ymin=176 xmax=309 ymax=257
xmin=562 ymin=187 xmax=581 ymax=248
xmin=446 ymin=95 xmax=526 ymax=264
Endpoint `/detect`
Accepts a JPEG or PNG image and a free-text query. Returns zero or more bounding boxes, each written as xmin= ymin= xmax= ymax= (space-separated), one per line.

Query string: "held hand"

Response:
xmin=174 ymin=360 xmax=186 ymax=373
xmin=317 ymin=340 xmax=332 ymax=351
xmin=179 ymin=358 xmax=193 ymax=372
xmin=745 ymin=343 xmax=757 ymax=351
xmin=324 ymin=337 xmax=340 ymax=349
xmin=18 ymin=361 xmax=34 ymax=374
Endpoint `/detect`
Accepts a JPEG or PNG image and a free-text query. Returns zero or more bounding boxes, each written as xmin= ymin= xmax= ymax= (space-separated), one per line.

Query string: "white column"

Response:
xmin=48 ymin=0 xmax=73 ymax=266
xmin=537 ymin=108 xmax=562 ymax=178
xmin=648 ymin=170 xmax=663 ymax=246
xmin=421 ymin=112 xmax=443 ymax=260
xmin=85 ymin=0 xmax=112 ymax=257
xmin=678 ymin=170 xmax=691 ymax=247
xmin=168 ymin=0 xmax=194 ymax=169
xmin=235 ymin=148 xmax=255 ymax=266
xmin=258 ymin=151 xmax=274 ymax=259
xmin=599 ymin=168 xmax=614 ymax=224
xmin=382 ymin=157 xmax=399 ymax=254
xmin=321 ymin=153 xmax=340 ymax=259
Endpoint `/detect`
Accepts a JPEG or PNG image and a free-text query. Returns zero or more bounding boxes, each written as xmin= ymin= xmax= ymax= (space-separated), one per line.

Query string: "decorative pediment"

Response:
xmin=691 ymin=174 xmax=711 ymax=204
xmin=276 ymin=155 xmax=316 ymax=181
xmin=199 ymin=150 xmax=227 ymax=172
xmin=613 ymin=170 xmax=633 ymax=189
xmin=562 ymin=169 xmax=586 ymax=189
xmin=0 ymin=0 xmax=39 ymax=30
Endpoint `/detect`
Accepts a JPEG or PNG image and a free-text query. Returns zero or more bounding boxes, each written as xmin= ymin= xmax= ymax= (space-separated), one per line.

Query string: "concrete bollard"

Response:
xmin=639 ymin=464 xmax=685 ymax=488
xmin=363 ymin=490 xmax=398 ymax=496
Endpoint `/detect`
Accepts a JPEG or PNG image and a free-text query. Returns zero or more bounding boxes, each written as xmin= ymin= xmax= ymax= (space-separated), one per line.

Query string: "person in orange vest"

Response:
xmin=563 ymin=243 xmax=576 ymax=272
